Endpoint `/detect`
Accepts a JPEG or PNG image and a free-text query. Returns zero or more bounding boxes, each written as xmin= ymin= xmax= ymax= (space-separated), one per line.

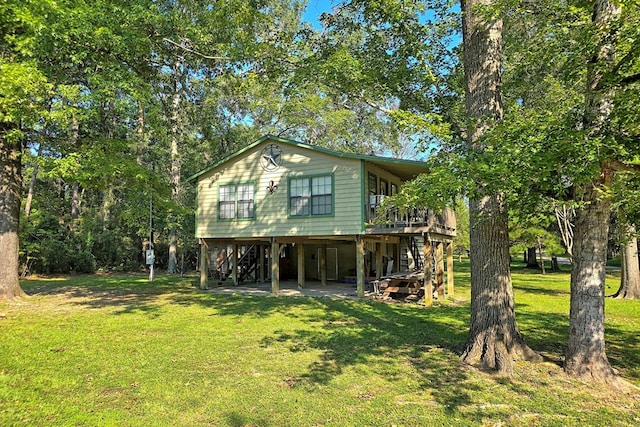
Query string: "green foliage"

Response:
xmin=452 ymin=199 xmax=470 ymax=255
xmin=509 ymin=217 xmax=566 ymax=258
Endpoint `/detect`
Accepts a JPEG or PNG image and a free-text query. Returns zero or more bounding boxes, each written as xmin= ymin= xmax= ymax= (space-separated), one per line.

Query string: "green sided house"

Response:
xmin=187 ymin=135 xmax=456 ymax=298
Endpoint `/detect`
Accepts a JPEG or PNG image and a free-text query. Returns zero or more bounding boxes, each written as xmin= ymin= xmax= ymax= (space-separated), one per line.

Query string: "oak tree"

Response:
xmin=458 ymin=0 xmax=540 ymax=374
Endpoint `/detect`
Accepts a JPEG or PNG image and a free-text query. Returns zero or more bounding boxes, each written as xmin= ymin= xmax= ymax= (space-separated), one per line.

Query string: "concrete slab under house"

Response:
xmin=186 ymin=135 xmax=456 ymax=304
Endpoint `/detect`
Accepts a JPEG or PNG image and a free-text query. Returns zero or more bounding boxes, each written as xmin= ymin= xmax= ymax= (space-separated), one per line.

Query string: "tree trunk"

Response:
xmin=525 ymin=246 xmax=539 ymax=268
xmin=101 ymin=186 xmax=115 ymax=230
xmin=565 ymin=173 xmax=621 ymax=384
xmin=0 ymin=127 xmax=27 ymax=300
xmin=564 ymin=0 xmax=634 ymax=390
xmin=167 ymin=59 xmax=183 ymax=274
xmin=136 ymin=101 xmax=146 ymax=165
xmin=24 ymin=143 xmax=43 ymax=219
xmin=462 ymin=195 xmax=541 ymax=374
xmin=555 ymin=204 xmax=575 ymax=263
xmin=614 ymin=223 xmax=640 ymax=299
xmin=69 ymin=115 xmax=81 ymax=221
xmin=460 ymin=0 xmax=539 ymax=374
xmin=537 ymin=237 xmax=545 ymax=274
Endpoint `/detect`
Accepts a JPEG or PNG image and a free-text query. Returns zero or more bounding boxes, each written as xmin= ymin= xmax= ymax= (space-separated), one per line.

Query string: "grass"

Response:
xmin=1 ymin=266 xmax=639 ymax=426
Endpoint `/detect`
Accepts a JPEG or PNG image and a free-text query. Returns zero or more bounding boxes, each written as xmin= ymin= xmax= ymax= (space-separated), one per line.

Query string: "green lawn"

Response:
xmin=1 ymin=265 xmax=639 ymax=426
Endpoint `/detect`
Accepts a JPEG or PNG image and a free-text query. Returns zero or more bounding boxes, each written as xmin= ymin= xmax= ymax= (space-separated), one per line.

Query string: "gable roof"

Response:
xmin=185 ymin=134 xmax=429 ymax=183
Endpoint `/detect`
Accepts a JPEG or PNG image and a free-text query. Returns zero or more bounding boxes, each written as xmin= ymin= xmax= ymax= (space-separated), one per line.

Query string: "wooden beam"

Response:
xmin=423 ymin=237 xmax=433 ymax=307
xmin=231 ymin=243 xmax=238 ymax=286
xmin=271 ymin=239 xmax=279 ymax=295
xmin=436 ymin=241 xmax=445 ymax=299
xmin=297 ymin=242 xmax=305 ymax=288
xmin=258 ymin=244 xmax=265 ymax=283
xmin=394 ymin=242 xmax=400 ymax=273
xmin=320 ymin=244 xmax=327 ymax=286
xmin=446 ymin=241 xmax=454 ymax=296
xmin=356 ymin=235 xmax=365 ymax=297
xmin=375 ymin=242 xmax=383 ymax=279
xmin=199 ymin=242 xmax=209 ymax=290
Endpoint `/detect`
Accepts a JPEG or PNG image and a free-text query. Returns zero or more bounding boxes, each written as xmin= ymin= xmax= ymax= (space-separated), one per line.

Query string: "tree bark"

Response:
xmin=462 ymin=195 xmax=541 ymax=374
xmin=0 ymin=126 xmax=27 ymax=300
xmin=537 ymin=237 xmax=546 ymax=274
xmin=614 ymin=223 xmax=640 ymax=299
xmin=565 ymin=171 xmax=621 ymax=383
xmin=564 ymin=0 xmax=632 ymax=389
xmin=167 ymin=59 xmax=182 ymax=274
xmin=24 ymin=143 xmax=42 ymax=219
xmin=136 ymin=101 xmax=146 ymax=165
xmin=460 ymin=0 xmax=539 ymax=374
xmin=555 ymin=204 xmax=575 ymax=263
xmin=525 ymin=246 xmax=539 ymax=268
xmin=69 ymin=115 xmax=81 ymax=221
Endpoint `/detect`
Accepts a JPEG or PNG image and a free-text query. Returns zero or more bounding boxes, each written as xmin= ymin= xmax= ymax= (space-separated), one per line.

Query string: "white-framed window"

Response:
xmin=237 ymin=184 xmax=255 ymax=219
xmin=311 ymin=176 xmax=332 ymax=215
xmin=289 ymin=175 xmax=333 ymax=217
xmin=218 ymin=183 xmax=255 ymax=220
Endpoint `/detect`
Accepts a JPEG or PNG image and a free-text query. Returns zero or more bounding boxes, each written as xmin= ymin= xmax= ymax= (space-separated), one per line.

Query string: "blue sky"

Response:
xmin=302 ymin=0 xmax=334 ymax=28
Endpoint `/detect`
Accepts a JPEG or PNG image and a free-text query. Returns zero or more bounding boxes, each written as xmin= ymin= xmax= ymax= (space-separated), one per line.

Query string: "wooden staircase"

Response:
xmin=401 ymin=236 xmax=425 ymax=271
xmin=212 ymin=245 xmax=261 ymax=284
xmin=238 ymin=245 xmax=259 ymax=283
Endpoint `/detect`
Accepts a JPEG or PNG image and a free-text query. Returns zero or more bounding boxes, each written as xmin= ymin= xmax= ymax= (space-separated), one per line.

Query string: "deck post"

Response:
xmin=436 ymin=241 xmax=445 ymax=299
xmin=199 ymin=241 xmax=208 ymax=290
xmin=446 ymin=241 xmax=454 ymax=296
xmin=231 ymin=243 xmax=238 ymax=285
xmin=356 ymin=235 xmax=365 ymax=297
xmin=375 ymin=242 xmax=383 ymax=279
xmin=394 ymin=242 xmax=401 ymax=273
xmin=320 ymin=244 xmax=328 ymax=286
xmin=297 ymin=242 xmax=305 ymax=288
xmin=271 ymin=238 xmax=279 ymax=295
xmin=258 ymin=244 xmax=265 ymax=283
xmin=423 ymin=236 xmax=433 ymax=307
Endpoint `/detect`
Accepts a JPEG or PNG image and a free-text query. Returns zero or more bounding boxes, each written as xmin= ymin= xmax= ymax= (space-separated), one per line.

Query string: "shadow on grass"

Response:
xmin=249 ymin=297 xmax=480 ymax=413
xmin=515 ymin=302 xmax=640 ymax=384
xmin=512 ymin=282 xmax=570 ymax=297
xmin=19 ymin=270 xmax=640 ymax=409
xmin=603 ymin=322 xmax=640 ymax=384
xmin=514 ymin=304 xmax=569 ymax=366
xmin=20 ymin=273 xmax=481 ymax=413
xmin=20 ymin=273 xmax=198 ymax=315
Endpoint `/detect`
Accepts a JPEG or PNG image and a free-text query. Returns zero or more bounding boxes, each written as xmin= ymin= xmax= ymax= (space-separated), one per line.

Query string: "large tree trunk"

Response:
xmin=462 ymin=195 xmax=540 ymax=374
xmin=614 ymin=223 xmax=640 ymax=299
xmin=564 ymin=0 xmax=632 ymax=389
xmin=167 ymin=59 xmax=183 ymax=274
xmin=565 ymin=173 xmax=622 ymax=384
xmin=0 ymin=127 xmax=27 ymax=300
xmin=459 ymin=0 xmax=539 ymax=374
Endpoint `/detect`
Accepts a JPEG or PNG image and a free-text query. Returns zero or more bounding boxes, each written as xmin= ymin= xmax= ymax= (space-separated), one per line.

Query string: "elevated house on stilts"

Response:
xmin=187 ymin=135 xmax=456 ymax=302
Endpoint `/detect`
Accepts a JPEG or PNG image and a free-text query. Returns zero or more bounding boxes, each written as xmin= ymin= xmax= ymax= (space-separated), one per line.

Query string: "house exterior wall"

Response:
xmin=196 ymin=140 xmax=364 ymax=239
xmin=365 ymin=163 xmax=404 ymax=196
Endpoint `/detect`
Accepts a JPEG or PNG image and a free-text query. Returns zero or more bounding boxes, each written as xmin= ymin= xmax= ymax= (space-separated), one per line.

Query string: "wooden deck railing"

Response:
xmin=366 ymin=195 xmax=456 ymax=236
